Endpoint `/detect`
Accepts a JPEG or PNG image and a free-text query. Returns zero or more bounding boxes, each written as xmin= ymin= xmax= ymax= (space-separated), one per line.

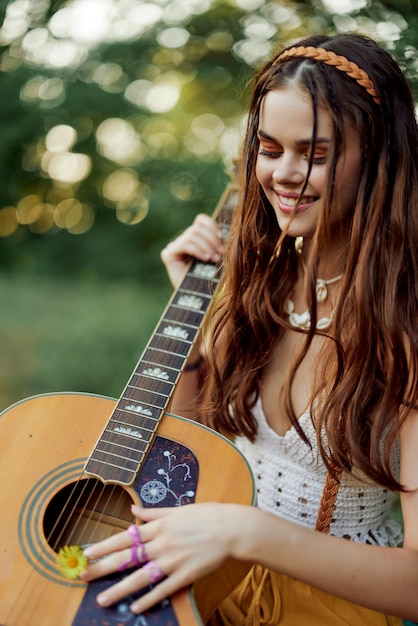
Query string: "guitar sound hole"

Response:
xmin=43 ymin=478 xmax=135 ymax=553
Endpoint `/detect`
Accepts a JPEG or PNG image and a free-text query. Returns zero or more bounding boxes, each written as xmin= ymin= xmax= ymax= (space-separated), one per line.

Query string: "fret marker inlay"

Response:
xmin=143 ymin=367 xmax=170 ymax=380
xmin=163 ymin=325 xmax=189 ymax=340
xmin=193 ymin=263 xmax=218 ymax=279
xmin=126 ymin=404 xmax=153 ymax=416
xmin=114 ymin=425 xmax=143 ymax=439
xmin=178 ymin=295 xmax=203 ymax=310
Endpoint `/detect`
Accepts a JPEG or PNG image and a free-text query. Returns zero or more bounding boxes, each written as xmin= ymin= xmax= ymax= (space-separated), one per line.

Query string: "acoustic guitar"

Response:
xmin=0 ymin=179 xmax=256 ymax=626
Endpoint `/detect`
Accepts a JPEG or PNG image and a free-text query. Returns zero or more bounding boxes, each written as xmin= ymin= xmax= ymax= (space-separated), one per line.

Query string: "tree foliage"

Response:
xmin=0 ymin=0 xmax=416 ymax=283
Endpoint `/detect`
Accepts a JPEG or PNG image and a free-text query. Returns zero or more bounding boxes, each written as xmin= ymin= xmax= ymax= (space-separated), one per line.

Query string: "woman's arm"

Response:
xmin=82 ymin=495 xmax=418 ymax=621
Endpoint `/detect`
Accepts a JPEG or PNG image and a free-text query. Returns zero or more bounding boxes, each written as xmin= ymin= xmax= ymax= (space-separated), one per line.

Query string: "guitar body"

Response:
xmin=1 ymin=176 xmax=249 ymax=625
xmin=0 ymin=392 xmax=255 ymax=626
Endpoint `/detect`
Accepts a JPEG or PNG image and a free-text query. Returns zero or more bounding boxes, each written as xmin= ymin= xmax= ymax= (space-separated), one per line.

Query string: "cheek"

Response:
xmin=255 ymin=157 xmax=269 ymax=189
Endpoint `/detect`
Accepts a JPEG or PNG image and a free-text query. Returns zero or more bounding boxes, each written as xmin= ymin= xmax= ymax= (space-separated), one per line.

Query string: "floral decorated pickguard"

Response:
xmin=135 ymin=435 xmax=198 ymax=508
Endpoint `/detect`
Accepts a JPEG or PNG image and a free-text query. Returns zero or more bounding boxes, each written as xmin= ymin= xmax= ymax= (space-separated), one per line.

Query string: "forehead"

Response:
xmin=258 ymin=85 xmax=334 ymax=142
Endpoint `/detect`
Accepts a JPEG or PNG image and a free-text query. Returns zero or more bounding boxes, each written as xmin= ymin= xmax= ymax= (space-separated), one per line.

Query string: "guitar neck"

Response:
xmin=84 ymin=179 xmax=239 ymax=485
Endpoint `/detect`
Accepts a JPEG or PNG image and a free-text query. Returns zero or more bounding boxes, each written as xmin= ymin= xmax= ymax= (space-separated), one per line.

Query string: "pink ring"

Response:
xmin=119 ymin=545 xmax=148 ymax=572
xmin=119 ymin=525 xmax=148 ymax=572
xmin=143 ymin=560 xmax=165 ymax=584
xmin=127 ymin=524 xmax=142 ymax=546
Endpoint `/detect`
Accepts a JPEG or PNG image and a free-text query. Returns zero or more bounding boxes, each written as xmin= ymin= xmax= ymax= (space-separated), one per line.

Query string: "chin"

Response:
xmin=275 ymin=217 xmax=317 ymax=239
xmin=273 ymin=202 xmax=317 ymax=231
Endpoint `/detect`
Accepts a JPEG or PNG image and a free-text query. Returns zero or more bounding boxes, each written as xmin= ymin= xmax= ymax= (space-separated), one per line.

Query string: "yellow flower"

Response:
xmin=56 ymin=545 xmax=89 ymax=579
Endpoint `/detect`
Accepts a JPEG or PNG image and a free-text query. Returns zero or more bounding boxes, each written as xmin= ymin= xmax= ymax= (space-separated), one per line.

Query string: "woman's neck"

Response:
xmin=299 ymin=238 xmax=347 ymax=281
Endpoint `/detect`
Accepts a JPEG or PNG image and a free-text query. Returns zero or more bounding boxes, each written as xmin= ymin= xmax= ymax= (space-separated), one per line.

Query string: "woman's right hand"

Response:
xmin=161 ymin=214 xmax=224 ymax=289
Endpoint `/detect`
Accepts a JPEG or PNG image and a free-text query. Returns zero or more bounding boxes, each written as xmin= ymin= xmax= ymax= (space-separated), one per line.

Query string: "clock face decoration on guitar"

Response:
xmin=0 ymin=176 xmax=256 ymax=626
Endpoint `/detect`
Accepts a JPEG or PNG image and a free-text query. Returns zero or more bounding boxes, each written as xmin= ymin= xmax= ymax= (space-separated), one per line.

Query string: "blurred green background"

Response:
xmin=0 ymin=0 xmax=416 ymax=411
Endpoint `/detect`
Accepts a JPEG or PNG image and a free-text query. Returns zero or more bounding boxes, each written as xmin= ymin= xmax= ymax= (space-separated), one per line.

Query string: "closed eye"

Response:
xmin=310 ymin=155 xmax=328 ymax=165
xmin=259 ymin=148 xmax=282 ymax=158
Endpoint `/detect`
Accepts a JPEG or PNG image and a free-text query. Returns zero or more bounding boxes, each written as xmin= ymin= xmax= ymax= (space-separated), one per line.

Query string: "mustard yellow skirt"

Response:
xmin=208 ymin=565 xmax=403 ymax=626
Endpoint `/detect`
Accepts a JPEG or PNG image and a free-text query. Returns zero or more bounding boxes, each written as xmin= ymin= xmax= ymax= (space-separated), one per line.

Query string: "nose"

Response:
xmin=272 ymin=155 xmax=305 ymax=186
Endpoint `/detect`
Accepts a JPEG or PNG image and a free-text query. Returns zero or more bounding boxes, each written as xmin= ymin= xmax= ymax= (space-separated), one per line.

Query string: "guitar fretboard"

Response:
xmin=84 ymin=184 xmax=238 ymax=485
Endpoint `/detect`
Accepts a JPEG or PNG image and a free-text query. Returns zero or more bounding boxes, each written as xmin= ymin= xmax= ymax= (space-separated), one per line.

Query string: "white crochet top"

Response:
xmin=234 ymin=397 xmax=402 ymax=546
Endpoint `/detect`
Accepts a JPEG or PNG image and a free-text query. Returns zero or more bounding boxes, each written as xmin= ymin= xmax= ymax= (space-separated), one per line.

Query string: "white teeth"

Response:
xmin=279 ymin=195 xmax=315 ymax=206
xmin=280 ymin=196 xmax=298 ymax=207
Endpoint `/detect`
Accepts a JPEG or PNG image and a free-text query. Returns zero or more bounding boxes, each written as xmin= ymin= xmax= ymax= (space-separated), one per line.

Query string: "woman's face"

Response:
xmin=255 ymin=84 xmax=362 ymax=241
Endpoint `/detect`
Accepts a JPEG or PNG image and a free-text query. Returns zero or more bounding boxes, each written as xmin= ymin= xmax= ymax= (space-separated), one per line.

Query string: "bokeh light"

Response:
xmin=0 ymin=0 xmax=415 ymax=240
xmin=96 ymin=118 xmax=144 ymax=166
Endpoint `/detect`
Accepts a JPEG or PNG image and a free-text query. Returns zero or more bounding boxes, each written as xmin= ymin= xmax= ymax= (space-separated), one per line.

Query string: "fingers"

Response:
xmin=83 ymin=525 xmax=142 ymax=562
xmin=81 ymin=508 xmax=171 ymax=578
xmin=81 ymin=503 xmax=232 ymax=616
xmin=92 ymin=561 xmax=166 ymax=610
xmin=81 ymin=507 xmax=169 ymax=565
xmin=81 ymin=546 xmax=132 ymax=580
xmin=163 ymin=213 xmax=224 ymax=263
xmin=161 ymin=214 xmax=224 ymax=288
xmin=129 ymin=568 xmax=191 ymax=615
xmin=91 ymin=558 xmax=188 ymax=615
xmin=82 ymin=522 xmax=190 ymax=616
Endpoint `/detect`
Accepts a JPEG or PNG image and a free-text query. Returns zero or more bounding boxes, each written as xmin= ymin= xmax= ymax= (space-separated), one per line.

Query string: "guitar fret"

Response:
xmin=128 ymin=375 xmax=174 ymax=398
xmin=140 ymin=359 xmax=181 ymax=373
xmin=95 ymin=440 xmax=148 ymax=457
xmin=117 ymin=401 xmax=160 ymax=418
xmin=87 ymin=457 xmax=138 ymax=475
xmin=140 ymin=349 xmax=186 ymax=372
xmin=153 ymin=325 xmax=198 ymax=338
xmin=170 ymin=304 xmax=206 ymax=320
xmin=155 ymin=331 xmax=192 ymax=346
xmin=143 ymin=345 xmax=189 ymax=360
xmin=126 ymin=375 xmax=171 ymax=391
xmin=104 ymin=420 xmax=154 ymax=438
xmin=90 ymin=450 xmax=143 ymax=472
xmin=99 ymin=434 xmax=147 ymax=454
xmin=125 ymin=384 xmax=170 ymax=399
xmin=141 ymin=354 xmax=184 ymax=367
xmin=121 ymin=391 xmax=167 ymax=410
xmin=109 ymin=418 xmax=155 ymax=435
xmin=110 ymin=413 xmax=160 ymax=432
xmin=161 ymin=308 xmax=204 ymax=327
xmin=177 ymin=287 xmax=213 ymax=300
xmin=158 ymin=319 xmax=200 ymax=332
xmin=180 ymin=275 xmax=219 ymax=295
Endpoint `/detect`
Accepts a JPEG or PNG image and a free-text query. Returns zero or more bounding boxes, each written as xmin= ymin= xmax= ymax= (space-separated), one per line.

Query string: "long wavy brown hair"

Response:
xmin=204 ymin=33 xmax=418 ymax=491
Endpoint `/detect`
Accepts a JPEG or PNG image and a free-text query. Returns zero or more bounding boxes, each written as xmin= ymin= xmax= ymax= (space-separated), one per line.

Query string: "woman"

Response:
xmin=82 ymin=33 xmax=418 ymax=625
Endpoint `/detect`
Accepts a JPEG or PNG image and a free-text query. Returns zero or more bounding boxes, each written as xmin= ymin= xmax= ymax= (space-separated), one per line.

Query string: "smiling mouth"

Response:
xmin=278 ymin=195 xmax=317 ymax=207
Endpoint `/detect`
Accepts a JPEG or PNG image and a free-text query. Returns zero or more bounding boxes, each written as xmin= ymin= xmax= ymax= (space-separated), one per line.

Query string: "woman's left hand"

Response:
xmin=81 ymin=502 xmax=242 ymax=614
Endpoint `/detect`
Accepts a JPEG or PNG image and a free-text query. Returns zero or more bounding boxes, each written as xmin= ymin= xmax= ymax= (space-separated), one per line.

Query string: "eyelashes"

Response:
xmin=258 ymin=148 xmax=282 ymax=158
xmin=258 ymin=148 xmax=327 ymax=165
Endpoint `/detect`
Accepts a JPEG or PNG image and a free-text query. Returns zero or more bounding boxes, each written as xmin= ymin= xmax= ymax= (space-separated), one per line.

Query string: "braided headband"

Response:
xmin=274 ymin=46 xmax=380 ymax=105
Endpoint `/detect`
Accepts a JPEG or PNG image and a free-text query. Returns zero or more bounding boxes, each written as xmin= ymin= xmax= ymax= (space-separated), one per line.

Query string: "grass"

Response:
xmin=0 ymin=272 xmax=171 ymax=412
